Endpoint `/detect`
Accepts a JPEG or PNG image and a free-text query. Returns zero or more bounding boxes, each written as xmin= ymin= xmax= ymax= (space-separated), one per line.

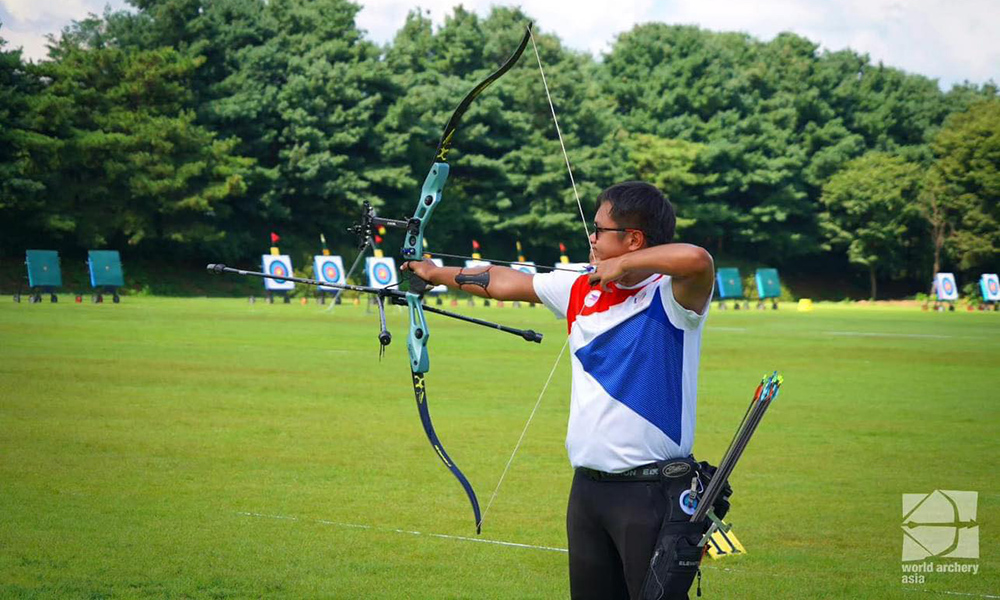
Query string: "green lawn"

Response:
xmin=1 ymin=297 xmax=997 ymax=598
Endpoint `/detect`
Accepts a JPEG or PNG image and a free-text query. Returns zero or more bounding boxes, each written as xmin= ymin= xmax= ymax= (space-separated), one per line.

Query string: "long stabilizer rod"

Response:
xmin=206 ymin=263 xmax=542 ymax=344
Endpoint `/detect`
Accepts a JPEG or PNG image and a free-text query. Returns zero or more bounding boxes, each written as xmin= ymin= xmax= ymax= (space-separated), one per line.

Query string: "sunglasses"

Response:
xmin=592 ymin=223 xmax=644 ymax=239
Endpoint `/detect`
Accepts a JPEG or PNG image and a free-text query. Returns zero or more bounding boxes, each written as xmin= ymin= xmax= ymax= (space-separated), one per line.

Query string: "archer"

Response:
xmin=403 ymin=180 xmax=718 ymax=600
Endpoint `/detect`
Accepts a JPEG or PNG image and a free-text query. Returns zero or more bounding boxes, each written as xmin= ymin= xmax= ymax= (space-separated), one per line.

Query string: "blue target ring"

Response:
xmin=516 ymin=266 xmax=533 ymax=274
xmin=989 ymin=278 xmax=999 ymax=295
xmin=373 ymin=262 xmax=392 ymax=285
xmin=942 ymin=277 xmax=955 ymax=295
xmin=322 ymin=261 xmax=341 ymax=283
xmin=269 ymin=261 xmax=289 ymax=281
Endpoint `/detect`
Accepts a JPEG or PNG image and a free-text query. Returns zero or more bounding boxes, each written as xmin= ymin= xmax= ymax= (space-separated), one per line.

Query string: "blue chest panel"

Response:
xmin=574 ymin=287 xmax=686 ymax=445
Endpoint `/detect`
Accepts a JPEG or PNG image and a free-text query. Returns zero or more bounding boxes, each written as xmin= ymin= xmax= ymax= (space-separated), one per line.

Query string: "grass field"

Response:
xmin=1 ymin=296 xmax=998 ymax=599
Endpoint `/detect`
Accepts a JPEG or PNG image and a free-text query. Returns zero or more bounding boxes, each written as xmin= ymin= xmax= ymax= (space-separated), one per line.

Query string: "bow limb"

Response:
xmin=412 ymin=369 xmax=483 ymax=534
xmin=400 ymin=24 xmax=533 ymax=535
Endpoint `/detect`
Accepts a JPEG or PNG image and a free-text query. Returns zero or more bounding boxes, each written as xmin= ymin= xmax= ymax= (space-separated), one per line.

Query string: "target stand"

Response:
xmin=979 ymin=273 xmax=999 ymax=311
xmin=314 ymin=255 xmax=345 ymax=305
xmin=18 ymin=250 xmax=63 ymax=303
xmin=933 ymin=273 xmax=959 ymax=312
xmin=87 ymin=250 xmax=125 ymax=303
xmin=755 ymin=268 xmax=781 ymax=310
xmin=262 ymin=255 xmax=295 ymax=303
xmin=715 ymin=267 xmax=749 ymax=310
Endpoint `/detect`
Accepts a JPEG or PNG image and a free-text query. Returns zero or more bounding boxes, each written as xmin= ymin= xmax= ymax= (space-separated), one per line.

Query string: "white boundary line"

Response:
xmin=903 ymin=588 xmax=1000 ymax=599
xmin=826 ymin=331 xmax=955 ymax=339
xmin=237 ymin=511 xmax=568 ymax=553
xmin=236 ymin=511 xmax=742 ymax=572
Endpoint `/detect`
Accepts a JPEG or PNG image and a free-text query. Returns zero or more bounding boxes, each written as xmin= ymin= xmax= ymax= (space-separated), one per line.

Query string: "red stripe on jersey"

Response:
xmin=566 ymin=275 xmax=663 ymax=333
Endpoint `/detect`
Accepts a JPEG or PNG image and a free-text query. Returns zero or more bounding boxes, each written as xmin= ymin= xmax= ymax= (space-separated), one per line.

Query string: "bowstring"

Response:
xmin=480 ymin=26 xmax=596 ymax=529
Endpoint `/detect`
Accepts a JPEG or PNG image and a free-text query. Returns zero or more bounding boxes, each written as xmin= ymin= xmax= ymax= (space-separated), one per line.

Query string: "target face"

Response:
xmin=983 ymin=274 xmax=1000 ymax=301
xmin=366 ymin=257 xmax=398 ymax=289
xmin=322 ymin=261 xmax=341 ymax=283
xmin=373 ymin=263 xmax=392 ymax=285
xmin=935 ymin=273 xmax=958 ymax=301
xmin=262 ymin=255 xmax=295 ymax=290
xmin=269 ymin=261 xmax=289 ymax=279
xmin=313 ymin=255 xmax=344 ymax=291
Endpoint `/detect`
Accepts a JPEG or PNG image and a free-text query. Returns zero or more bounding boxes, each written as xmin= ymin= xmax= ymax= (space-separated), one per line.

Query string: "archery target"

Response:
xmin=514 ymin=261 xmax=537 ymax=276
xmin=366 ymin=257 xmax=398 ymax=289
xmin=428 ymin=259 xmax=448 ymax=294
xmin=934 ymin=272 xmax=958 ymax=301
xmin=981 ymin=273 xmax=1000 ymax=301
xmin=262 ymin=255 xmax=295 ymax=291
xmin=313 ymin=255 xmax=345 ymax=292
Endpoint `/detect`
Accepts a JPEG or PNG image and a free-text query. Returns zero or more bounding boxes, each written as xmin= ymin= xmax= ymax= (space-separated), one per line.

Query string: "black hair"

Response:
xmin=596 ymin=181 xmax=676 ymax=246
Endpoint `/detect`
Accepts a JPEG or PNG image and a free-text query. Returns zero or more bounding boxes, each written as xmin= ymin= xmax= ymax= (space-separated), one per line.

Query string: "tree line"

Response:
xmin=1 ymin=0 xmax=997 ymax=298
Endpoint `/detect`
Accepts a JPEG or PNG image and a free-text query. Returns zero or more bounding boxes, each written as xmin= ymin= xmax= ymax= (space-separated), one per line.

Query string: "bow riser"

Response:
xmin=402 ymin=162 xmax=448 ymax=261
xmin=403 ymin=163 xmax=449 ymax=374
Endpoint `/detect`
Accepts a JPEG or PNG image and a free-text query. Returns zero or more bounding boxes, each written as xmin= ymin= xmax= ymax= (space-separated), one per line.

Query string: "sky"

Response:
xmin=1 ymin=0 xmax=996 ymax=90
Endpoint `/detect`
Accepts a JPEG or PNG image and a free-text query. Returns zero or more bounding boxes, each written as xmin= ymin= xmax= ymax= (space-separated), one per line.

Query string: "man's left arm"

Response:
xmin=591 ymin=244 xmax=715 ymax=314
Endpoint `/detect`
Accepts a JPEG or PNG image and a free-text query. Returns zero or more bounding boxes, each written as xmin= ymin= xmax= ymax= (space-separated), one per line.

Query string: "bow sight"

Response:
xmin=347 ymin=201 xmax=411 ymax=252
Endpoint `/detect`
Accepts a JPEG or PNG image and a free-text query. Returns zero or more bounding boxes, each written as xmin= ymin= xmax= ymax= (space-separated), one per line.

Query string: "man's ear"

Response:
xmin=628 ymin=230 xmax=646 ymax=251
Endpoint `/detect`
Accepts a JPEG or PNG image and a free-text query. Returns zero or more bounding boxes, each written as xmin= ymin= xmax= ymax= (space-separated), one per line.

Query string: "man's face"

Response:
xmin=590 ymin=201 xmax=644 ymax=261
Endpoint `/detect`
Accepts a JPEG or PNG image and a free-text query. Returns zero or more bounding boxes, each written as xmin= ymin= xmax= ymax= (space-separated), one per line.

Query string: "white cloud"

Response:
xmin=1 ymin=0 xmax=97 ymax=25
xmin=1 ymin=0 xmax=123 ymax=61
xmin=0 ymin=23 xmax=51 ymax=58
xmin=1 ymin=0 xmax=996 ymax=88
xmin=655 ymin=0 xmax=998 ymax=87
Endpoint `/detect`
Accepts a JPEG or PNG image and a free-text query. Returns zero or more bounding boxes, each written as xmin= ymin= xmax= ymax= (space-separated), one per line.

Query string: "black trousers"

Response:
xmin=567 ymin=469 xmax=692 ymax=600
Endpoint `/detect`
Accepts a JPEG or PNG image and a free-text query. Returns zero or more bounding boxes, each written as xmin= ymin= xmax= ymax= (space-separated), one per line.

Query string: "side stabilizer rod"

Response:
xmin=206 ymin=263 xmax=542 ymax=344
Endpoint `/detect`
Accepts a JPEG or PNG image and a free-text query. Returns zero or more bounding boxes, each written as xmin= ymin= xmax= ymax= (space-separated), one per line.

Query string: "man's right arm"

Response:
xmin=401 ymin=260 xmax=541 ymax=303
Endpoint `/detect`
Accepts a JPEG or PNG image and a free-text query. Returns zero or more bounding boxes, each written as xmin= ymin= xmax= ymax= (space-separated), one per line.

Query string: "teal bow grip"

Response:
xmin=403 ymin=162 xmax=449 ymax=374
xmin=407 ymin=294 xmax=431 ymax=373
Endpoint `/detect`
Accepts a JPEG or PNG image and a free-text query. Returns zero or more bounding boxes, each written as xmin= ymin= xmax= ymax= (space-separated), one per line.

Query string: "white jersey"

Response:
xmin=533 ymin=271 xmax=710 ymax=471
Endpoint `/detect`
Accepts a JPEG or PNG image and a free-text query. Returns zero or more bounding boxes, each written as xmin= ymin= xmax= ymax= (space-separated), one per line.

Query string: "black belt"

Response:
xmin=577 ymin=457 xmax=697 ymax=482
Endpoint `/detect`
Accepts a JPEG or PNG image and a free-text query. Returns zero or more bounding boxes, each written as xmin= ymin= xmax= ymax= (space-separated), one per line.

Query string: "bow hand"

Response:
xmin=400 ymin=259 xmax=438 ymax=294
